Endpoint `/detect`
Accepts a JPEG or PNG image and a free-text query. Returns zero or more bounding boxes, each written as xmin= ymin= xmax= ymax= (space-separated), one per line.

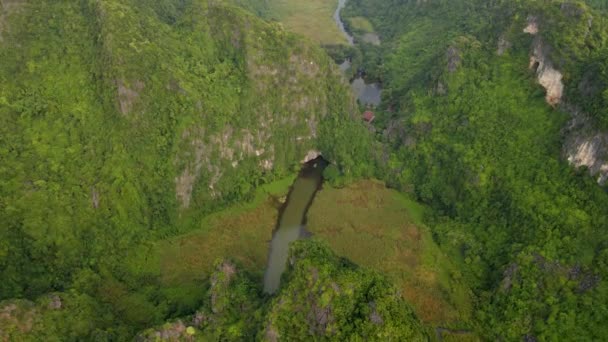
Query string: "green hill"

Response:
xmin=341 ymin=0 xmax=608 ymax=339
xmin=0 ymin=0 xmax=373 ymax=337
xmin=2 ymin=0 xmax=608 ymax=341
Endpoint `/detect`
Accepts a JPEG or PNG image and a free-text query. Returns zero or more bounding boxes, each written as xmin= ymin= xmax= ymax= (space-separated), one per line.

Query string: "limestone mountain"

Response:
xmin=341 ymin=0 xmax=608 ymax=339
xmin=0 ymin=0 xmax=369 ymax=304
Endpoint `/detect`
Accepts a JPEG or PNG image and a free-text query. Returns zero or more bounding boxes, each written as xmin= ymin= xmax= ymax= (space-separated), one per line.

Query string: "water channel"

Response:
xmin=263 ymin=157 xmax=327 ymax=293
xmin=333 ymin=0 xmax=354 ymax=45
xmin=263 ymin=0 xmax=382 ymax=294
xmin=333 ymin=0 xmax=382 ymax=107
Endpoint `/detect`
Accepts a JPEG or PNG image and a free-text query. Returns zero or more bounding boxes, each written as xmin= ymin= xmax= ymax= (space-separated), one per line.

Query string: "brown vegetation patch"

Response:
xmin=0 ymin=301 xmax=36 ymax=338
xmin=307 ymin=180 xmax=473 ymax=327
xmin=159 ymin=198 xmax=278 ymax=285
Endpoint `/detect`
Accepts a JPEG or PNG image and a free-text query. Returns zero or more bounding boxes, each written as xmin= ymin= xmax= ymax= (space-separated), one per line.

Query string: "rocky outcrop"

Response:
xmin=563 ymin=108 xmax=608 ymax=184
xmin=116 ymin=79 xmax=144 ymax=115
xmin=523 ymin=15 xmax=539 ymax=35
xmin=446 ymin=46 xmax=461 ymax=73
xmin=301 ymin=150 xmax=321 ymax=163
xmin=168 ymin=15 xmax=352 ymax=208
xmin=497 ymin=35 xmax=511 ymax=56
xmin=523 ymin=14 xmax=607 ymax=184
xmin=262 ymin=240 xmax=428 ymax=340
xmin=528 ymin=37 xmax=564 ymax=106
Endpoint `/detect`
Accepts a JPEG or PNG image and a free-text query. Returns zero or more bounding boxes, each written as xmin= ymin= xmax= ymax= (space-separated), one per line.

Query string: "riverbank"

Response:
xmin=263 ymin=158 xmax=327 ymax=293
xmin=125 ymin=177 xmax=476 ymax=337
xmin=124 ymin=175 xmax=296 ymax=288
xmin=307 ymin=180 xmax=476 ymax=331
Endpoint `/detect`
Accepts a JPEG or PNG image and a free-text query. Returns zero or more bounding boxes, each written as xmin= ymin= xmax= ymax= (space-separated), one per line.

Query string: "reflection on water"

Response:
xmin=263 ymin=158 xmax=327 ymax=293
xmin=339 ymin=59 xmax=351 ymax=72
xmin=351 ymin=77 xmax=382 ymax=106
xmin=333 ymin=0 xmax=382 ymax=108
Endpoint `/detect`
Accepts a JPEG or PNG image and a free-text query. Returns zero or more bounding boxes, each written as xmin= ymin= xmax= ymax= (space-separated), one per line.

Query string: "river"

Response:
xmin=263 ymin=157 xmax=327 ymax=293
xmin=333 ymin=0 xmax=382 ymax=107
xmin=333 ymin=0 xmax=354 ymax=45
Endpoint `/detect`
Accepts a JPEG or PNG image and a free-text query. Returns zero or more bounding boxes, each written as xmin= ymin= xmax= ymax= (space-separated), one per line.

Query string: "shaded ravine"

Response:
xmin=263 ymin=157 xmax=328 ymax=293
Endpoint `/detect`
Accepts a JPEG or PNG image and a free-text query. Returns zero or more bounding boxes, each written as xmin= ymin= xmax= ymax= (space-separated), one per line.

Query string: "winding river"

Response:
xmin=263 ymin=157 xmax=327 ymax=293
xmin=334 ymin=0 xmax=354 ymax=45
xmin=333 ymin=0 xmax=382 ymax=107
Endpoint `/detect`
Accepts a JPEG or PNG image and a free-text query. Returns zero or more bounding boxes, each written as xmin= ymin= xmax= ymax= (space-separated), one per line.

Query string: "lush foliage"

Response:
xmin=151 ymin=240 xmax=426 ymax=341
xmin=262 ymin=240 xmax=428 ymax=341
xmin=307 ymin=180 xmax=475 ymax=328
xmin=342 ymin=0 xmax=608 ymax=340
xmin=3 ymin=0 xmax=608 ymax=340
xmin=0 ymin=0 xmax=370 ymax=337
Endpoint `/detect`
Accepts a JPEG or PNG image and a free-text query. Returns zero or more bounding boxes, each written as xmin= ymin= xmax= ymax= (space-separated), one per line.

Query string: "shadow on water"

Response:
xmin=263 ymin=156 xmax=328 ymax=294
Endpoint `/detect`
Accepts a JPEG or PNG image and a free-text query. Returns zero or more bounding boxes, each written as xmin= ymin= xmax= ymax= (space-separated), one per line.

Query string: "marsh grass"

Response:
xmin=348 ymin=16 xmax=374 ymax=32
xmin=267 ymin=0 xmax=348 ymax=45
xmin=307 ymin=180 xmax=475 ymax=329
xmin=125 ymin=176 xmax=296 ymax=287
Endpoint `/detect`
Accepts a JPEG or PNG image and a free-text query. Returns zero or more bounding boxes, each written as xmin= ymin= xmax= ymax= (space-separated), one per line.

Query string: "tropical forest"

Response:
xmin=1 ymin=0 xmax=608 ymax=340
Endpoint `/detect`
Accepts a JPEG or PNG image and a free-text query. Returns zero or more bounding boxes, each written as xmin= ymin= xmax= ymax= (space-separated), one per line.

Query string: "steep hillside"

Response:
xmin=1 ymin=241 xmax=427 ymax=340
xmin=3 ymin=0 xmax=608 ymax=340
xmin=135 ymin=240 xmax=427 ymax=341
xmin=342 ymin=0 xmax=608 ymax=339
xmin=0 ymin=0 xmax=372 ymax=333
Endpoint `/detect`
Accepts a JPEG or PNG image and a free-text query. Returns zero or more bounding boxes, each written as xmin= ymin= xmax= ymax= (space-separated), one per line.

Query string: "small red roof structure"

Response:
xmin=363 ymin=110 xmax=375 ymax=123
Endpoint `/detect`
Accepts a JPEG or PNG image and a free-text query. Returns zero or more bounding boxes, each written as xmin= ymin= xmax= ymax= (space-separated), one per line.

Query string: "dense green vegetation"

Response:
xmin=261 ymin=240 xmax=427 ymax=341
xmin=2 ymin=240 xmax=427 ymax=341
xmin=3 ymin=0 xmax=608 ymax=340
xmin=342 ymin=0 xmax=608 ymax=339
xmin=307 ymin=180 xmax=475 ymax=329
xmin=0 ymin=0 xmax=372 ymax=338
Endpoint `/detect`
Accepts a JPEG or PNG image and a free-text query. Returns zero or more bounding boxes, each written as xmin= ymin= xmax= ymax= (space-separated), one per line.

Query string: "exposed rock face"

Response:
xmin=116 ymin=79 xmax=144 ymax=115
xmin=523 ymin=15 xmax=539 ymax=35
xmin=528 ymin=37 xmax=564 ymax=106
xmin=170 ymin=24 xmax=348 ymax=208
xmin=446 ymin=46 xmax=461 ymax=73
xmin=497 ymin=35 xmax=511 ymax=56
xmin=301 ymin=150 xmax=321 ymax=163
xmin=522 ymin=16 xmax=607 ymax=184
xmin=563 ymin=108 xmax=608 ymax=184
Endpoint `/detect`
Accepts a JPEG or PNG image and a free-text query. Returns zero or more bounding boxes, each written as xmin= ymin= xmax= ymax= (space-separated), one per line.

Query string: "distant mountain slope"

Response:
xmin=342 ymin=0 xmax=608 ymax=340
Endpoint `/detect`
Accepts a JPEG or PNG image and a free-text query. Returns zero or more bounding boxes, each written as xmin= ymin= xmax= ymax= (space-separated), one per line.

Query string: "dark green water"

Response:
xmin=263 ymin=157 xmax=327 ymax=293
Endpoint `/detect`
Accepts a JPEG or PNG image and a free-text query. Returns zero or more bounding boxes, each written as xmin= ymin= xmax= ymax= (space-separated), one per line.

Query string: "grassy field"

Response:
xmin=125 ymin=175 xmax=296 ymax=287
xmin=348 ymin=16 xmax=374 ymax=32
xmin=266 ymin=0 xmax=348 ymax=45
xmin=127 ymin=178 xmax=475 ymax=335
xmin=307 ymin=180 xmax=475 ymax=330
